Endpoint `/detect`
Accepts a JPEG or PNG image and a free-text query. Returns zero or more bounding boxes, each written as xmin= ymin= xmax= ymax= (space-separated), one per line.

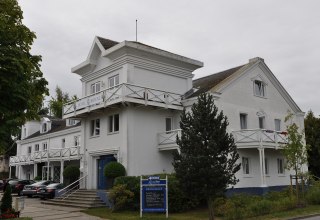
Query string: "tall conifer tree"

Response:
xmin=173 ymin=93 xmax=240 ymax=220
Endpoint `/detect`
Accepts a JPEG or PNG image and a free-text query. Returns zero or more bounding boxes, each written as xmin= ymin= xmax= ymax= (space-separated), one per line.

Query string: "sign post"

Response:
xmin=140 ymin=175 xmax=168 ymax=218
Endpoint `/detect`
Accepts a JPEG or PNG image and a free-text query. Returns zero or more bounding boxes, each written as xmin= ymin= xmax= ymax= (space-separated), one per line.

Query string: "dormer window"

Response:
xmin=42 ymin=123 xmax=47 ymax=133
xmin=254 ymin=80 xmax=265 ymax=97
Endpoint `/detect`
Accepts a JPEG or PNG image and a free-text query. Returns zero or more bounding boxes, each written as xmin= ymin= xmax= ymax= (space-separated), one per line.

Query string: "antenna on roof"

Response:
xmin=136 ymin=19 xmax=138 ymax=42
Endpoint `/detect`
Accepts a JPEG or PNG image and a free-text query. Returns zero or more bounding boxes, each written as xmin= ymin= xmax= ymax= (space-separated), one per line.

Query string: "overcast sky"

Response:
xmin=19 ymin=0 xmax=320 ymax=115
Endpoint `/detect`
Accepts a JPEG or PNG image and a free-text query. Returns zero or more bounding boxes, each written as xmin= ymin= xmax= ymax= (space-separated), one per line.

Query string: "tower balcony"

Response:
xmin=232 ymin=129 xmax=288 ymax=149
xmin=63 ymin=83 xmax=183 ymax=119
xmin=157 ymin=129 xmax=181 ymax=151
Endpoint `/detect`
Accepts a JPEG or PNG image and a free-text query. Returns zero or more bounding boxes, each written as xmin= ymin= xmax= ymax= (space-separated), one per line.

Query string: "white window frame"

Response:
xmin=74 ymin=136 xmax=80 ymax=146
xmin=27 ymin=146 xmax=32 ymax=155
xmin=242 ymin=157 xmax=250 ymax=175
xmin=275 ymin=119 xmax=281 ymax=131
xmin=42 ymin=123 xmax=47 ymax=133
xmin=90 ymin=119 xmax=100 ymax=136
xmin=108 ymin=114 xmax=120 ymax=133
xmin=277 ymin=158 xmax=285 ymax=175
xmin=62 ymin=138 xmax=65 ymax=148
xmin=35 ymin=144 xmax=40 ymax=152
xmin=259 ymin=116 xmax=265 ymax=129
xmin=254 ymin=80 xmax=266 ymax=97
xmin=42 ymin=142 xmax=48 ymax=151
xmin=108 ymin=75 xmax=119 ymax=88
xmin=165 ymin=117 xmax=173 ymax=133
xmin=240 ymin=113 xmax=248 ymax=130
xmin=91 ymin=81 xmax=101 ymax=94
xmin=265 ymin=158 xmax=269 ymax=175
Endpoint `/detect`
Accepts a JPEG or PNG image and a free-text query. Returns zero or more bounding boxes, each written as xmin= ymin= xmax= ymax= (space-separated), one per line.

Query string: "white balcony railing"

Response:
xmin=10 ymin=146 xmax=81 ymax=165
xmin=157 ymin=129 xmax=181 ymax=151
xmin=63 ymin=83 xmax=183 ymax=117
xmin=232 ymin=129 xmax=288 ymax=146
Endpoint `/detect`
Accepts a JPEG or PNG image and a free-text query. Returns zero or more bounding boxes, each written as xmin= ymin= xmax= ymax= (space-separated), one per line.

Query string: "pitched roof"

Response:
xmin=189 ymin=64 xmax=246 ymax=98
xmin=96 ymin=37 xmax=118 ymax=50
xmin=24 ymin=119 xmax=81 ymax=140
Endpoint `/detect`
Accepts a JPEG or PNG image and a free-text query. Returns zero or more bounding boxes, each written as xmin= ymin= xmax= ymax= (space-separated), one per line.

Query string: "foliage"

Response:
xmin=304 ymin=110 xmax=320 ymax=178
xmin=63 ymin=165 xmax=80 ymax=183
xmin=173 ymin=93 xmax=240 ymax=219
xmin=113 ymin=174 xmax=199 ymax=212
xmin=306 ymin=181 xmax=320 ymax=205
xmin=104 ymin=162 xmax=126 ymax=178
xmin=34 ymin=176 xmax=42 ymax=181
xmin=49 ymin=86 xmax=75 ymax=118
xmin=282 ymin=112 xmax=308 ymax=176
xmin=249 ymin=199 xmax=273 ymax=216
xmin=0 ymin=184 xmax=12 ymax=213
xmin=109 ymin=184 xmax=134 ymax=211
xmin=0 ymin=0 xmax=49 ymax=150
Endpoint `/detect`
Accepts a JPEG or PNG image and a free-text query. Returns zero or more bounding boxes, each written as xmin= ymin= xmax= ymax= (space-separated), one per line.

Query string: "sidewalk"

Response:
xmin=0 ymin=193 xmax=103 ymax=220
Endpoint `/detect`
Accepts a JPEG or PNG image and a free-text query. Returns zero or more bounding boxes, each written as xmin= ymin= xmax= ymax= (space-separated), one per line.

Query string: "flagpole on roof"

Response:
xmin=136 ymin=19 xmax=138 ymax=42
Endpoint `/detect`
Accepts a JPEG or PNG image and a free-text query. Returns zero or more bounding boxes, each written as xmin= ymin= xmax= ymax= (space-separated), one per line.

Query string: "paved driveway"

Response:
xmin=4 ymin=194 xmax=103 ymax=220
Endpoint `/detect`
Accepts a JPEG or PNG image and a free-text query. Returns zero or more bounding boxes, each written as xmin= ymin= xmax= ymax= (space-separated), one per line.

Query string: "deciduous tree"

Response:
xmin=173 ymin=93 xmax=240 ymax=220
xmin=0 ymin=0 xmax=48 ymax=149
xmin=49 ymin=86 xmax=72 ymax=118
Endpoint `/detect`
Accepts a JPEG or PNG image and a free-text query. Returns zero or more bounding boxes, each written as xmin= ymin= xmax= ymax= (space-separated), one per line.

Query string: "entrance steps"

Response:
xmin=41 ymin=189 xmax=109 ymax=209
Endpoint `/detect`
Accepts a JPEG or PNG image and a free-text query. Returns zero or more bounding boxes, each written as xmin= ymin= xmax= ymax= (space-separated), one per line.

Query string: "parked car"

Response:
xmin=8 ymin=179 xmax=35 ymax=196
xmin=22 ymin=180 xmax=54 ymax=198
xmin=37 ymin=183 xmax=64 ymax=199
xmin=0 ymin=180 xmax=4 ymax=191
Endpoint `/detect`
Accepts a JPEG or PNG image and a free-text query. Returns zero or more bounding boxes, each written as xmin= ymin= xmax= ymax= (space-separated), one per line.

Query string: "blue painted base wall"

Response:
xmin=226 ymin=185 xmax=289 ymax=197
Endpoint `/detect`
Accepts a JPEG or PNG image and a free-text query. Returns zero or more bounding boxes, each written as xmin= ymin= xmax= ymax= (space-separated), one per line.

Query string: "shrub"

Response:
xmin=273 ymin=196 xmax=297 ymax=211
xmin=34 ymin=176 xmax=42 ymax=181
xmin=249 ymin=199 xmax=272 ymax=216
xmin=114 ymin=176 xmax=140 ymax=210
xmin=1 ymin=184 xmax=12 ymax=213
xmin=63 ymin=165 xmax=80 ymax=184
xmin=104 ymin=162 xmax=126 ymax=178
xmin=109 ymin=184 xmax=134 ymax=211
xmin=306 ymin=182 xmax=320 ymax=204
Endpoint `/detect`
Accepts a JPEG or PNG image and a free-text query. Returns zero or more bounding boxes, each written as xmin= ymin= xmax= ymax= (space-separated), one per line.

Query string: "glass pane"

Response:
xmin=259 ymin=117 xmax=265 ymax=129
xmin=109 ymin=77 xmax=114 ymax=88
xmin=96 ymin=82 xmax=101 ymax=92
xmin=275 ymin=119 xmax=281 ymax=131
xmin=240 ymin=114 xmax=247 ymax=129
xmin=109 ymin=116 xmax=114 ymax=132
xmin=91 ymin=120 xmax=95 ymax=136
xmin=114 ymin=114 xmax=119 ymax=132
xmin=166 ymin=118 xmax=172 ymax=132
xmin=115 ymin=75 xmax=119 ymax=86
xmin=95 ymin=119 xmax=100 ymax=135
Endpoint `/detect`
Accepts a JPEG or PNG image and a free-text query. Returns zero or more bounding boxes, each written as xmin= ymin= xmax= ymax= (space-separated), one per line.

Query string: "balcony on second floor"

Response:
xmin=63 ymin=83 xmax=184 ymax=119
xmin=157 ymin=129 xmax=181 ymax=151
xmin=10 ymin=146 xmax=82 ymax=166
xmin=232 ymin=129 xmax=288 ymax=149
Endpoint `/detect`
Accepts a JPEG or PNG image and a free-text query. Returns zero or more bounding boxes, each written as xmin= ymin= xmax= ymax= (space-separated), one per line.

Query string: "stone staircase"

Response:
xmin=41 ymin=189 xmax=108 ymax=209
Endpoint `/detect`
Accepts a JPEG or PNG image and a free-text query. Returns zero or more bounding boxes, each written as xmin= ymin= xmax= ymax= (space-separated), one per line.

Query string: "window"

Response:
xmin=62 ymin=138 xmax=65 ymax=148
xmin=42 ymin=123 xmax=47 ymax=133
xmin=242 ymin=157 xmax=250 ymax=174
xmin=165 ymin=117 xmax=173 ymax=132
xmin=68 ymin=119 xmax=77 ymax=126
xmin=90 ymin=119 xmax=100 ymax=136
xmin=27 ymin=146 xmax=32 ymax=155
xmin=254 ymin=80 xmax=265 ymax=97
xmin=259 ymin=116 xmax=265 ymax=129
xmin=91 ymin=82 xmax=101 ymax=94
xmin=35 ymin=144 xmax=39 ymax=152
xmin=240 ymin=113 xmax=247 ymax=129
xmin=275 ymin=119 xmax=281 ymax=131
xmin=109 ymin=114 xmax=119 ymax=133
xmin=277 ymin=158 xmax=285 ymax=174
xmin=108 ymin=75 xmax=119 ymax=88
xmin=74 ymin=136 xmax=80 ymax=146
xmin=265 ymin=158 xmax=269 ymax=175
xmin=42 ymin=142 xmax=48 ymax=151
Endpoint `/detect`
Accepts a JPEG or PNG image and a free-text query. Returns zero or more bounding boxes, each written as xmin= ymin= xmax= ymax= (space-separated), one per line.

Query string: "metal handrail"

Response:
xmin=57 ymin=175 xmax=87 ymax=200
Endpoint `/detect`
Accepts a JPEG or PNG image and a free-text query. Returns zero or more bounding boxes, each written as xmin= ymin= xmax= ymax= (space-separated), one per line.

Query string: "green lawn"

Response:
xmin=83 ymin=205 xmax=320 ymax=220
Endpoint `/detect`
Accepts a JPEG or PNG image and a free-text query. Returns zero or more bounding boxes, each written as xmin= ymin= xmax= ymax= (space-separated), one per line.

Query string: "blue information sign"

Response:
xmin=140 ymin=176 xmax=168 ymax=218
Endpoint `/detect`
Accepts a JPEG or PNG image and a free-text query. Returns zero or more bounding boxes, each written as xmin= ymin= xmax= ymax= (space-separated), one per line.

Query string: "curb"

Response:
xmin=288 ymin=213 xmax=320 ymax=220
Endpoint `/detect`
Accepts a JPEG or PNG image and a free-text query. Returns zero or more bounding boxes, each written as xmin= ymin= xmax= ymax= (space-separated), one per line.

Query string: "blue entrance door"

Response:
xmin=97 ymin=155 xmax=116 ymax=190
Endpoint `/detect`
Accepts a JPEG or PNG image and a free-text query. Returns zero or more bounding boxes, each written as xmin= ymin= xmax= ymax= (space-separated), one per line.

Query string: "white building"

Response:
xmin=11 ymin=37 xmax=306 ymax=194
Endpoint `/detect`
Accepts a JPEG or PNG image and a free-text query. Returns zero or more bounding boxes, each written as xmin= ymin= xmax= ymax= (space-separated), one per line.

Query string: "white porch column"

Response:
xmin=47 ymin=161 xmax=50 ymax=180
xmin=33 ymin=163 xmax=37 ymax=178
xmin=9 ymin=166 xmax=12 ymax=178
xmin=258 ymin=147 xmax=266 ymax=187
xmin=16 ymin=165 xmax=20 ymax=178
xmin=60 ymin=160 xmax=64 ymax=184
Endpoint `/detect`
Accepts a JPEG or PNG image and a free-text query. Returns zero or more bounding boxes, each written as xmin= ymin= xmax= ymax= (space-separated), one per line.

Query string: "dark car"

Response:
xmin=8 ymin=179 xmax=35 ymax=196
xmin=22 ymin=180 xmax=54 ymax=198
xmin=37 ymin=183 xmax=64 ymax=199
